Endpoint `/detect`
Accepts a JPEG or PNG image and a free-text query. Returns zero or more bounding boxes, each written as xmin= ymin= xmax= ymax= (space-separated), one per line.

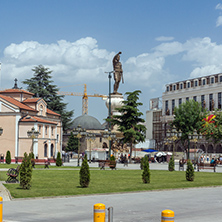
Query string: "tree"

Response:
xmin=22 ymin=65 xmax=74 ymax=132
xmin=201 ymin=112 xmax=222 ymax=144
xmin=168 ymin=155 xmax=175 ymax=171
xmin=172 ymin=100 xmax=207 ymax=159
xmin=65 ymin=132 xmax=79 ymax=153
xmin=6 ymin=150 xmax=11 ymax=164
xmin=79 ymin=154 xmax=90 ymax=188
xmin=142 ymin=155 xmax=150 ymax=183
xmin=186 ymin=159 xmax=194 ymax=181
xmin=109 ymin=90 xmax=146 ymax=162
xmin=20 ymin=152 xmax=33 ymax=189
xmin=56 ymin=152 xmax=63 ymax=166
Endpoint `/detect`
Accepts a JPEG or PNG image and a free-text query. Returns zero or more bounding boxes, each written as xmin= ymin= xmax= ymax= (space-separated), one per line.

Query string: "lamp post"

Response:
xmin=86 ymin=132 xmax=96 ymax=163
xmin=73 ymin=125 xmax=87 ymax=166
xmin=189 ymin=129 xmax=202 ymax=167
xmin=105 ymin=71 xmax=114 ymax=159
xmin=103 ymin=130 xmax=116 ymax=158
xmin=27 ymin=127 xmax=40 ymax=155
xmin=166 ymin=126 xmax=182 ymax=156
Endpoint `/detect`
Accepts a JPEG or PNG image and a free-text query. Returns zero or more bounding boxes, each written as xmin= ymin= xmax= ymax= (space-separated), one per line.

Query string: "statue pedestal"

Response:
xmin=105 ymin=94 xmax=124 ymax=116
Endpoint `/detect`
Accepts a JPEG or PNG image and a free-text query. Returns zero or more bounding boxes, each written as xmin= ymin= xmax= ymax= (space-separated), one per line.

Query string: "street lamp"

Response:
xmin=86 ymin=132 xmax=96 ymax=163
xmin=189 ymin=129 xmax=203 ymax=166
xmin=73 ymin=125 xmax=87 ymax=166
xmin=103 ymin=130 xmax=116 ymax=158
xmin=27 ymin=127 xmax=40 ymax=155
xmin=166 ymin=126 xmax=182 ymax=156
xmin=105 ymin=71 xmax=114 ymax=159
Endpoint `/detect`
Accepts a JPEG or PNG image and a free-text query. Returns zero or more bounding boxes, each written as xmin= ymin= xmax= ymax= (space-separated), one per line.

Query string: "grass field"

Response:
xmin=1 ymin=167 xmax=222 ymax=199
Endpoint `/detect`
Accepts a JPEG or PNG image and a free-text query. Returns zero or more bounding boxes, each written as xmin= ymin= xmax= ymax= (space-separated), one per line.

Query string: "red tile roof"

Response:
xmin=47 ymin=108 xmax=60 ymax=116
xmin=0 ymin=89 xmax=34 ymax=95
xmin=23 ymin=98 xmax=41 ymax=103
xmin=0 ymin=95 xmax=37 ymax=112
xmin=20 ymin=116 xmax=57 ymax=125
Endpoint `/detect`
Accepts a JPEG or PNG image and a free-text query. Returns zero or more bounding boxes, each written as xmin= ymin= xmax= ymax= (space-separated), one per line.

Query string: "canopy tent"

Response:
xmin=142 ymin=149 xmax=158 ymax=153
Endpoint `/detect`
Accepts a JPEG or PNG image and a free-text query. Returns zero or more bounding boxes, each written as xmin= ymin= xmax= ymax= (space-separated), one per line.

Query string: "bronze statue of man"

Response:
xmin=112 ymin=51 xmax=123 ymax=94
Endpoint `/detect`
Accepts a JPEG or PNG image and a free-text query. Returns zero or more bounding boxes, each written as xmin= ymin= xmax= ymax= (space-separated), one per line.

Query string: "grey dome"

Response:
xmin=72 ymin=114 xmax=104 ymax=130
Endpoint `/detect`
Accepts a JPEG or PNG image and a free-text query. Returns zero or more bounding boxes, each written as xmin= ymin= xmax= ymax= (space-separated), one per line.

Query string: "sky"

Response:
xmin=1 ymin=0 xmax=222 ymax=123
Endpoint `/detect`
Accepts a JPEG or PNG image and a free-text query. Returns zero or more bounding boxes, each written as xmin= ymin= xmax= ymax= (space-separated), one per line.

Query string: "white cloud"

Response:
xmin=155 ymin=36 xmax=174 ymax=42
xmin=2 ymin=38 xmax=114 ymax=84
xmin=2 ymin=36 xmax=222 ymax=93
xmin=215 ymin=3 xmax=222 ymax=10
xmin=216 ymin=16 xmax=222 ymax=27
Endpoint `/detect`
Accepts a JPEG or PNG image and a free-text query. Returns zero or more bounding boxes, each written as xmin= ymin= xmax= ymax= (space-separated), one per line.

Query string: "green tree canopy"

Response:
xmin=109 ymin=90 xmax=146 ymax=162
xmin=65 ymin=132 xmax=79 ymax=153
xmin=22 ymin=65 xmax=74 ymax=132
xmin=172 ymin=100 xmax=207 ymax=159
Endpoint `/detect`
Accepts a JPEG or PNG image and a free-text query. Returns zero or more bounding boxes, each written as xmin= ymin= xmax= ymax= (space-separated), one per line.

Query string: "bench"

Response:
xmin=31 ymin=159 xmax=50 ymax=168
xmin=6 ymin=165 xmax=20 ymax=183
xmin=98 ymin=160 xmax=117 ymax=170
xmin=197 ymin=163 xmax=216 ymax=172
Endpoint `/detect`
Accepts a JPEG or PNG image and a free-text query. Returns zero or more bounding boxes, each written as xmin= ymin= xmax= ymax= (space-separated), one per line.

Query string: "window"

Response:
xmin=50 ymin=144 xmax=54 ymax=157
xmin=218 ymin=92 xmax=221 ymax=109
xmin=173 ymin=85 xmax=176 ymax=91
xmin=100 ymin=137 xmax=102 ymax=143
xmin=193 ymin=96 xmax=197 ymax=101
xmin=220 ymin=76 xmax=222 ymax=82
xmin=44 ymin=144 xmax=48 ymax=157
xmin=209 ymin=94 xmax=213 ymax=111
xmin=202 ymin=79 xmax=206 ymax=85
xmin=186 ymin=97 xmax=189 ymax=101
xmin=165 ymin=100 xmax=169 ymax=115
xmin=172 ymin=100 xmax=175 ymax=114
xmin=211 ymin=77 xmax=214 ymax=84
xmin=179 ymin=98 xmax=182 ymax=105
xmin=194 ymin=80 xmax=198 ymax=87
xmin=187 ymin=82 xmax=190 ymax=88
xmin=38 ymin=125 xmax=41 ymax=134
xmin=39 ymin=105 xmax=43 ymax=116
xmin=201 ymin=95 xmax=205 ymax=108
xmin=45 ymin=126 xmax=48 ymax=135
xmin=166 ymin=86 xmax=169 ymax=92
xmin=180 ymin=83 xmax=183 ymax=89
xmin=51 ymin=127 xmax=54 ymax=136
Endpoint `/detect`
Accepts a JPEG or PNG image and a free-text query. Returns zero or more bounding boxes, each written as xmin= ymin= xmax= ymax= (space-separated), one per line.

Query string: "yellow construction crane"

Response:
xmin=58 ymin=84 xmax=107 ymax=115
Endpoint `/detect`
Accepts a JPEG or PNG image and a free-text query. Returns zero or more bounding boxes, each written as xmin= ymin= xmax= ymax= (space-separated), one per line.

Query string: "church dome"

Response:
xmin=72 ymin=114 xmax=104 ymax=130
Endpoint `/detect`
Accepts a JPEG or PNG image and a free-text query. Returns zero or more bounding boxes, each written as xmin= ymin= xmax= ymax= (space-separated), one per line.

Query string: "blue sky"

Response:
xmin=1 ymin=1 xmax=222 ymax=123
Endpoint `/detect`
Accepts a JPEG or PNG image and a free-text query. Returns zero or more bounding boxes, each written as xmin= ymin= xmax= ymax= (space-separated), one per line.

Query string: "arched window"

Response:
xmin=51 ymin=144 xmax=54 ymax=157
xmin=216 ymin=144 xmax=222 ymax=153
xmin=44 ymin=144 xmax=48 ymax=157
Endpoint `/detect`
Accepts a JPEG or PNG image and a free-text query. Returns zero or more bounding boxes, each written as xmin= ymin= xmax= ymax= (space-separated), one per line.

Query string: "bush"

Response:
xmin=30 ymin=152 xmax=34 ymax=159
xmin=20 ymin=152 xmax=33 ymax=189
xmin=142 ymin=156 xmax=150 ymax=183
xmin=79 ymin=154 xmax=90 ymax=188
xmin=6 ymin=150 xmax=11 ymax=164
xmin=110 ymin=155 xmax=115 ymax=161
xmin=140 ymin=157 xmax=144 ymax=169
xmin=56 ymin=152 xmax=63 ymax=166
xmin=168 ymin=155 xmax=175 ymax=171
xmin=186 ymin=159 xmax=194 ymax=181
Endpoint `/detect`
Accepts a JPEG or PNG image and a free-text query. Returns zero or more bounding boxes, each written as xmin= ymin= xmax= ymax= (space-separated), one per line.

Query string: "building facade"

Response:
xmin=0 ymin=82 xmax=62 ymax=161
xmin=160 ymin=73 xmax=222 ymax=154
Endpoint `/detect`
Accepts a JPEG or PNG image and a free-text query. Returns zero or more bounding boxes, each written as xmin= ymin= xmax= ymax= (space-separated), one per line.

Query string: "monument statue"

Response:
xmin=112 ymin=51 xmax=123 ymax=94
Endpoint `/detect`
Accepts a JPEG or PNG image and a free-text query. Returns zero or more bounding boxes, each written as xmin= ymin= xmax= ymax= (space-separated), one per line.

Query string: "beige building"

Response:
xmin=0 ymin=81 xmax=62 ymax=162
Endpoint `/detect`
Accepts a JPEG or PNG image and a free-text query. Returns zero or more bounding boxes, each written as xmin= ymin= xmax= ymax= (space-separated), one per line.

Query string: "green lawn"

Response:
xmin=1 ymin=169 xmax=222 ymax=199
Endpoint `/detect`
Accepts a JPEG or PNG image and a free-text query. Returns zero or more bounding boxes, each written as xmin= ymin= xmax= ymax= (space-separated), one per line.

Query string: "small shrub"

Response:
xmin=140 ymin=157 xmax=144 ymax=169
xmin=168 ymin=155 xmax=175 ymax=171
xmin=6 ymin=150 xmax=11 ymax=164
xmin=56 ymin=152 xmax=62 ymax=166
xmin=20 ymin=152 xmax=33 ymax=189
xmin=142 ymin=156 xmax=150 ymax=183
xmin=110 ymin=155 xmax=115 ymax=161
xmin=30 ymin=152 xmax=34 ymax=159
xmin=186 ymin=159 xmax=194 ymax=181
xmin=79 ymin=154 xmax=90 ymax=188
